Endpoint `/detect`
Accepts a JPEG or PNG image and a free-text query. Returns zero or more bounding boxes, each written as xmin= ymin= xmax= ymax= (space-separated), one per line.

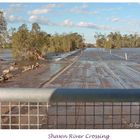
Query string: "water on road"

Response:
xmin=43 ymin=48 xmax=140 ymax=88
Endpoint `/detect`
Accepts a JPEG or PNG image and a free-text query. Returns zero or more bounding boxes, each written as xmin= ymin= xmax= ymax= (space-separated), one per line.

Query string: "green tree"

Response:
xmin=12 ymin=24 xmax=30 ymax=60
xmin=94 ymin=32 xmax=140 ymax=49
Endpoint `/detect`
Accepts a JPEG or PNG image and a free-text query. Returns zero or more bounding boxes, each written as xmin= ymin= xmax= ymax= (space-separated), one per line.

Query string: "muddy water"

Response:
xmin=0 ymin=49 xmax=65 ymax=76
xmin=50 ymin=63 xmax=62 ymax=75
xmin=0 ymin=49 xmax=13 ymax=74
xmin=0 ymin=49 xmax=13 ymax=61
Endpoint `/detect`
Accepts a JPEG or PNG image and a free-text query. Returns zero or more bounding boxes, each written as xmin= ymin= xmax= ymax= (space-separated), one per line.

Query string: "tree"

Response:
xmin=94 ymin=33 xmax=106 ymax=48
xmin=31 ymin=22 xmax=40 ymax=33
xmin=94 ymin=32 xmax=140 ymax=49
xmin=0 ymin=11 xmax=7 ymax=48
xmin=12 ymin=22 xmax=85 ymax=62
xmin=12 ymin=24 xmax=30 ymax=60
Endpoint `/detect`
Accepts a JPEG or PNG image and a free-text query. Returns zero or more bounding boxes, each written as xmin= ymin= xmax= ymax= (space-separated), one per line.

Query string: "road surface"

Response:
xmin=43 ymin=48 xmax=140 ymax=88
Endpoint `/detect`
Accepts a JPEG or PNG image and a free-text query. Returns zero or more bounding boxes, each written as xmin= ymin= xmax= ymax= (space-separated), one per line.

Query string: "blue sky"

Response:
xmin=0 ymin=3 xmax=140 ymax=43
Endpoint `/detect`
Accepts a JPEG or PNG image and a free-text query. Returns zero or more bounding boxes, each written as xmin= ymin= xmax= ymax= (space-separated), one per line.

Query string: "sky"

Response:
xmin=0 ymin=3 xmax=140 ymax=43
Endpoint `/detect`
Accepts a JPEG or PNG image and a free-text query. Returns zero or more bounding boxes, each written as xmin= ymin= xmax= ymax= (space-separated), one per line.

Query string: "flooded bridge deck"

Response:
xmin=43 ymin=48 xmax=140 ymax=88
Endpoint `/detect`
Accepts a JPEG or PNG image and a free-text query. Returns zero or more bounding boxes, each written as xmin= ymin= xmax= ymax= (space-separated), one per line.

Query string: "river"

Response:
xmin=0 ymin=48 xmax=68 ymax=77
xmin=0 ymin=49 xmax=13 ymax=61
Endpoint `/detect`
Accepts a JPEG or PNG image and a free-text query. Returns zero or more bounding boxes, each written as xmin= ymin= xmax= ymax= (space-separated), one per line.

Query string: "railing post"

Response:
xmin=110 ymin=49 xmax=111 ymax=54
xmin=125 ymin=53 xmax=128 ymax=60
xmin=27 ymin=102 xmax=30 ymax=129
xmin=0 ymin=102 xmax=1 ymax=129
xmin=9 ymin=102 xmax=11 ymax=129
xmin=37 ymin=102 xmax=40 ymax=129
xmin=18 ymin=102 xmax=21 ymax=129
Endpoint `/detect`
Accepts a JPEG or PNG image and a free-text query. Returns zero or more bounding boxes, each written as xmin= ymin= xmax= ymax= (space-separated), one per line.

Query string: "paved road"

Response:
xmin=43 ymin=48 xmax=140 ymax=88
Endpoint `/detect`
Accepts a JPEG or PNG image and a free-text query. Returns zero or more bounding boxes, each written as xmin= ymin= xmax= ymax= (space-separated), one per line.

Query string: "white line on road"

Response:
xmin=42 ymin=52 xmax=83 ymax=87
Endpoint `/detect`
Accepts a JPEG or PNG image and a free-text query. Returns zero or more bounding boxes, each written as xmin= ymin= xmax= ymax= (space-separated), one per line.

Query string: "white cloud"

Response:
xmin=70 ymin=4 xmax=87 ymax=14
xmin=111 ymin=18 xmax=120 ymax=22
xmin=9 ymin=3 xmax=23 ymax=7
xmin=44 ymin=4 xmax=57 ymax=8
xmin=77 ymin=21 xmax=110 ymax=30
xmin=28 ymin=16 xmax=112 ymax=31
xmin=28 ymin=4 xmax=63 ymax=15
xmin=60 ymin=20 xmax=138 ymax=33
xmin=29 ymin=9 xmax=50 ymax=15
xmin=29 ymin=15 xmax=37 ymax=22
xmin=69 ymin=4 xmax=97 ymax=15
xmin=69 ymin=5 xmax=122 ymax=16
xmin=77 ymin=22 xmax=97 ymax=28
xmin=81 ymin=4 xmax=88 ymax=9
xmin=43 ymin=4 xmax=62 ymax=9
xmin=97 ymin=7 xmax=123 ymax=12
xmin=29 ymin=15 xmax=53 ymax=25
xmin=61 ymin=19 xmax=73 ymax=26
xmin=6 ymin=15 xmax=24 ymax=23
xmin=109 ymin=17 xmax=140 ymax=27
xmin=8 ymin=15 xmax=17 ymax=22
xmin=3 ymin=3 xmax=25 ymax=23
xmin=4 ymin=3 xmax=25 ymax=15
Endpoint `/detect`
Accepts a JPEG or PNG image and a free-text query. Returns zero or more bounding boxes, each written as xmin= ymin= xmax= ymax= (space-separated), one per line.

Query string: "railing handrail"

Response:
xmin=0 ymin=88 xmax=140 ymax=102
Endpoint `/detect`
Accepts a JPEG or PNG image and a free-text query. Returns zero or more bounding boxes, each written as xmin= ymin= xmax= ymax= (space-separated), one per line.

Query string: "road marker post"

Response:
xmin=125 ymin=53 xmax=128 ymax=60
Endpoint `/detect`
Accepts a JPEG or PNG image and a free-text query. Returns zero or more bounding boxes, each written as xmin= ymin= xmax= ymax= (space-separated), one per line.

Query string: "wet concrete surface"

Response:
xmin=43 ymin=48 xmax=140 ymax=88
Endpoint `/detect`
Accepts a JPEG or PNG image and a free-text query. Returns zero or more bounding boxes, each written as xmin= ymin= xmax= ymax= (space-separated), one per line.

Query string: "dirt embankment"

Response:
xmin=0 ymin=63 xmax=48 ymax=87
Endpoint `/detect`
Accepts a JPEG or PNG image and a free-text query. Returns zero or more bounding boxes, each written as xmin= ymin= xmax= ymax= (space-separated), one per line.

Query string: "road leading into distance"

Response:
xmin=43 ymin=48 xmax=140 ymax=88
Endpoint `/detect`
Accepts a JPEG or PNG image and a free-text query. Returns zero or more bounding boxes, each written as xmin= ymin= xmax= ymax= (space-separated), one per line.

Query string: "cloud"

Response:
xmin=30 ymin=18 xmax=74 ymax=27
xmin=97 ymin=7 xmax=123 ymax=12
xmin=29 ymin=9 xmax=50 ymax=15
xmin=9 ymin=3 xmax=24 ymax=7
xmin=29 ymin=15 xmax=54 ymax=25
xmin=43 ymin=4 xmax=63 ymax=9
xmin=60 ymin=20 xmax=138 ymax=33
xmin=69 ymin=5 xmax=123 ymax=16
xmin=6 ymin=15 xmax=24 ymax=23
xmin=61 ymin=19 xmax=73 ymax=26
xmin=111 ymin=18 xmax=120 ymax=22
xmin=81 ymin=4 xmax=88 ymax=9
xmin=109 ymin=16 xmax=140 ymax=27
xmin=3 ymin=3 xmax=26 ymax=23
xmin=59 ymin=20 xmax=106 ymax=30
xmin=28 ymin=16 xmax=111 ymax=31
xmin=77 ymin=22 xmax=99 ymax=29
xmin=69 ymin=4 xmax=97 ymax=15
xmin=28 ymin=16 xmax=112 ymax=31
xmin=28 ymin=4 xmax=63 ymax=15
xmin=77 ymin=21 xmax=110 ymax=30
xmin=4 ymin=3 xmax=25 ymax=15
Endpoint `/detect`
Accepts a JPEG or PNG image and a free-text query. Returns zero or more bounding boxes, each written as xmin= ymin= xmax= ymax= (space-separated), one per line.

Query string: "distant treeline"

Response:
xmin=94 ymin=32 xmax=140 ymax=49
xmin=10 ymin=23 xmax=85 ymax=61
